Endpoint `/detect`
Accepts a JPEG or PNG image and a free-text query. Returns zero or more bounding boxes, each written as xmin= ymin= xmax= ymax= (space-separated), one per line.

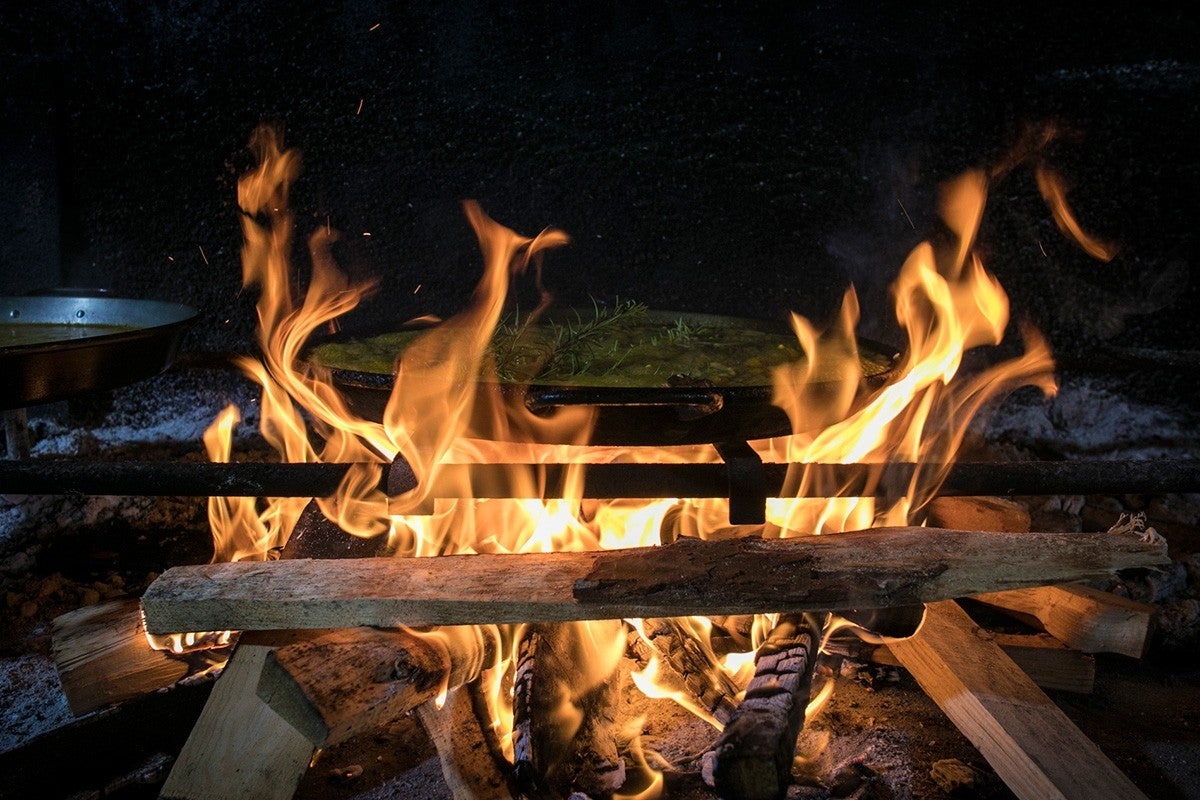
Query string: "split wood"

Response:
xmin=159 ymin=631 xmax=320 ymax=800
xmin=141 ymin=527 xmax=1168 ymax=634
xmin=416 ymin=684 xmax=515 ymax=800
xmin=828 ymin=630 xmax=1097 ymax=694
xmin=51 ymin=598 xmax=227 ymax=716
xmin=889 ymin=600 xmax=1148 ymax=800
xmin=972 ymin=583 xmax=1156 ymax=659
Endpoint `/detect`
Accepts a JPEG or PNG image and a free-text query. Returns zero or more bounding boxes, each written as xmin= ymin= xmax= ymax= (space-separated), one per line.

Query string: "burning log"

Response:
xmin=512 ymin=622 xmax=626 ymax=799
xmin=704 ymin=613 xmax=821 ymax=800
xmin=889 ymin=600 xmax=1148 ymax=800
xmin=140 ymin=527 xmax=1170 ymax=634
xmin=256 ymin=624 xmax=495 ymax=747
xmin=628 ymin=618 xmax=741 ymax=725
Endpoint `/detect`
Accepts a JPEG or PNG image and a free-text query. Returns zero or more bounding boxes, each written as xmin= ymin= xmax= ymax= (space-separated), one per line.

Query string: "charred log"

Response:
xmin=706 ymin=613 xmax=822 ymax=800
xmin=512 ymin=622 xmax=626 ymax=799
xmin=627 ymin=618 xmax=741 ymax=725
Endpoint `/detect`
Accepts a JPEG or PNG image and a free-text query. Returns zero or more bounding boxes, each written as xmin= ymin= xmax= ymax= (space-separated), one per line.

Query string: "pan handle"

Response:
xmin=523 ymin=385 xmax=725 ymax=420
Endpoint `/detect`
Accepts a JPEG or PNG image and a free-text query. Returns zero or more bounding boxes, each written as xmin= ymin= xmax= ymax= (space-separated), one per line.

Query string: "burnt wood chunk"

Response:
xmin=707 ymin=613 xmax=821 ymax=800
xmin=281 ymin=499 xmax=386 ymax=559
xmin=628 ymin=618 xmax=741 ymax=725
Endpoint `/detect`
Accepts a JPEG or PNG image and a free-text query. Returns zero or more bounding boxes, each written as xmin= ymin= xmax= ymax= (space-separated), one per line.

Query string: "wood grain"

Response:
xmin=889 ymin=600 xmax=1147 ymax=800
xmin=141 ymin=527 xmax=1168 ymax=634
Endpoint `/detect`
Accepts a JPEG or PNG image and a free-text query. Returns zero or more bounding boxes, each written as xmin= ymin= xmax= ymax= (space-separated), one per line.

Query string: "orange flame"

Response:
xmin=1035 ymin=165 xmax=1119 ymax=261
xmin=204 ymin=123 xmax=1069 ymax=785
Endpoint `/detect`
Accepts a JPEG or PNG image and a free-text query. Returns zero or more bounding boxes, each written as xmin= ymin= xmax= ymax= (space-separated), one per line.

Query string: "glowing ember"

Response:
xmin=196 ymin=122 xmax=1111 ymax=793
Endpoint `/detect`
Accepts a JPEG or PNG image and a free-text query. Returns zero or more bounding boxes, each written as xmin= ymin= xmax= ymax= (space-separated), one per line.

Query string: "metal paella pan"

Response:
xmin=309 ymin=309 xmax=900 ymax=446
xmin=1 ymin=293 xmax=199 ymax=410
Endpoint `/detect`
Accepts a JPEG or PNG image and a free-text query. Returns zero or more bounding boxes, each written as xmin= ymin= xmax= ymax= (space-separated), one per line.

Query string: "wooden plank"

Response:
xmin=140 ymin=527 xmax=1169 ymax=634
xmin=51 ymin=599 xmax=190 ymax=716
xmin=159 ymin=633 xmax=317 ymax=800
xmin=972 ymin=584 xmax=1155 ymax=659
xmin=889 ymin=600 xmax=1147 ymax=800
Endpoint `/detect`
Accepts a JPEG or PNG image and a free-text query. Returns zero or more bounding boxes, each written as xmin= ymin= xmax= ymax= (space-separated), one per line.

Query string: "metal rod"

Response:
xmin=1 ymin=458 xmax=1197 ymax=499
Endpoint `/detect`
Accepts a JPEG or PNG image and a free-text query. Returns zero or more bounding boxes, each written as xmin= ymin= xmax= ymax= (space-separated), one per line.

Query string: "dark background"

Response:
xmin=3 ymin=2 xmax=1198 ymax=375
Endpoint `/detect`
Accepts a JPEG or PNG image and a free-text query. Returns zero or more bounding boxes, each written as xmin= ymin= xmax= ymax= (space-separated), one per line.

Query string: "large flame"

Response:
xmin=203 ymin=123 xmax=1090 ymax=793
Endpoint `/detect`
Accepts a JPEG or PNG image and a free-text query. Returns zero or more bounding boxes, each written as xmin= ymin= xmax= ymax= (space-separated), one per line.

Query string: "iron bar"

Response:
xmin=1 ymin=458 xmax=1198 ymax=499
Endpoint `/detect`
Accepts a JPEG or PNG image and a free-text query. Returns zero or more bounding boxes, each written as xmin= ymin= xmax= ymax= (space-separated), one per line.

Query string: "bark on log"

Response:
xmin=706 ymin=613 xmax=821 ymax=800
xmin=141 ymin=527 xmax=1169 ymax=634
xmin=256 ymin=624 xmax=495 ymax=747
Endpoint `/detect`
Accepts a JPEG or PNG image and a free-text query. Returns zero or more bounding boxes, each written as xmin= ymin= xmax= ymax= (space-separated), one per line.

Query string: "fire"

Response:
xmin=200 ymin=123 xmax=1098 ymax=794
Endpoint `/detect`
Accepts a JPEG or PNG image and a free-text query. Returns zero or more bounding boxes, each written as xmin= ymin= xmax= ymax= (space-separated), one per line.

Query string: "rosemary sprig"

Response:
xmin=488 ymin=299 xmax=647 ymax=382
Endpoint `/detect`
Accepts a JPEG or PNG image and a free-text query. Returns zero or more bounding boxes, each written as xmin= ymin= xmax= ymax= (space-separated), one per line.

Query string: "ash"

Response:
xmin=1 ymin=364 xmax=1199 ymax=799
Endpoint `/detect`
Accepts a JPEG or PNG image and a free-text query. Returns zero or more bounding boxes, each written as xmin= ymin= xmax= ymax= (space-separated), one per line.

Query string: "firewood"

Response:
xmin=829 ymin=630 xmax=1096 ymax=694
xmin=256 ymin=624 xmax=496 ymax=747
xmin=141 ymin=526 xmax=1169 ymax=634
xmin=705 ymin=613 xmax=821 ymax=800
xmin=512 ymin=621 xmax=627 ymax=799
xmin=707 ymin=614 xmax=757 ymax=654
xmin=51 ymin=598 xmax=225 ymax=716
xmin=984 ymin=632 xmax=1096 ymax=693
xmin=416 ymin=684 xmax=515 ymax=800
xmin=926 ymin=495 xmax=1031 ymax=532
xmin=627 ymin=618 xmax=741 ymax=725
xmin=971 ymin=583 xmax=1156 ymax=658
xmin=889 ymin=600 xmax=1148 ymax=800
xmin=159 ymin=631 xmax=321 ymax=800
